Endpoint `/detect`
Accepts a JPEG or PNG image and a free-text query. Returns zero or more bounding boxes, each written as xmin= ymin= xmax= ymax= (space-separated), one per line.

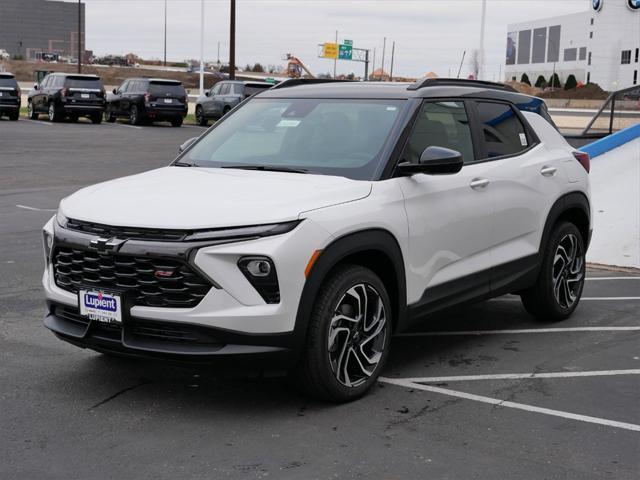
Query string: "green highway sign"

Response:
xmin=338 ymin=44 xmax=353 ymax=60
xmin=343 ymin=39 xmax=353 ymax=46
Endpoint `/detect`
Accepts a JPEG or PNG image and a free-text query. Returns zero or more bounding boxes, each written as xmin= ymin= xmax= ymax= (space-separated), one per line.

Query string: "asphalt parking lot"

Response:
xmin=1 ymin=118 xmax=639 ymax=479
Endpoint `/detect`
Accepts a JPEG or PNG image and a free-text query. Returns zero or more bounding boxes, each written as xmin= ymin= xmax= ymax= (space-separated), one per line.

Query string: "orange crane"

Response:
xmin=284 ymin=54 xmax=315 ymax=79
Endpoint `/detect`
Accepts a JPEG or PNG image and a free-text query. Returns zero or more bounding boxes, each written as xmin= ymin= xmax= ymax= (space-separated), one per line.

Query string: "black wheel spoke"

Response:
xmin=552 ymin=233 xmax=584 ymax=309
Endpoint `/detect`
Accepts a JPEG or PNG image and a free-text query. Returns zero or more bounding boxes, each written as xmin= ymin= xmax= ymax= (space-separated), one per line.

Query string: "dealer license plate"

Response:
xmin=163 ymin=98 xmax=173 ymax=103
xmin=79 ymin=290 xmax=122 ymax=324
xmin=81 ymin=93 xmax=90 ymax=99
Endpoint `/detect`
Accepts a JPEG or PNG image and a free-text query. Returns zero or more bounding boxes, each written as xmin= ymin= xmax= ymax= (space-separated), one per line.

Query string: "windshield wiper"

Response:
xmin=221 ymin=165 xmax=309 ymax=174
xmin=173 ymin=161 xmax=194 ymax=167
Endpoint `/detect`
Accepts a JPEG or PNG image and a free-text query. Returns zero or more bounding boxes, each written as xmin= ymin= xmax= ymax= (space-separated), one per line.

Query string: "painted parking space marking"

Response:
xmin=16 ymin=204 xmax=56 ymax=212
xmin=105 ymin=122 xmax=143 ymax=130
xmin=492 ymin=296 xmax=640 ymax=302
xmin=586 ymin=277 xmax=640 ymax=281
xmin=396 ymin=326 xmax=640 ymax=337
xmin=379 ymin=377 xmax=640 ymax=432
xmin=387 ymin=369 xmax=640 ymax=383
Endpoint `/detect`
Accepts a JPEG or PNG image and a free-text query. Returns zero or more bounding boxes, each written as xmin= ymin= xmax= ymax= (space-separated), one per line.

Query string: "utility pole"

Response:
xmin=457 ymin=50 xmax=466 ymax=79
xmin=389 ymin=41 xmax=395 ymax=81
xmin=478 ymin=0 xmax=487 ymax=80
xmin=333 ymin=30 xmax=338 ymax=78
xmin=163 ymin=0 xmax=167 ymax=66
xmin=364 ymin=49 xmax=369 ymax=81
xmin=229 ymin=0 xmax=236 ymax=80
xmin=77 ymin=0 xmax=82 ymax=73
xmin=381 ymin=37 xmax=386 ymax=81
xmin=217 ymin=41 xmax=221 ymax=65
xmin=199 ymin=0 xmax=204 ymax=95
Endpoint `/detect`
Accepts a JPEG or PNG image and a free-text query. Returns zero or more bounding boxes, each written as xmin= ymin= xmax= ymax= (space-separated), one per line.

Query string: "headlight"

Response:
xmin=184 ymin=220 xmax=300 ymax=242
xmin=56 ymin=211 xmax=68 ymax=228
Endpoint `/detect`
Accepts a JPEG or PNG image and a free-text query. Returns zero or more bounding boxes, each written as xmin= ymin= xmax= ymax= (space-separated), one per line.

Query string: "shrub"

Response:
xmin=520 ymin=73 xmax=531 ymax=86
xmin=550 ymin=73 xmax=561 ymax=89
xmin=535 ymin=75 xmax=547 ymax=88
xmin=564 ymin=74 xmax=578 ymax=90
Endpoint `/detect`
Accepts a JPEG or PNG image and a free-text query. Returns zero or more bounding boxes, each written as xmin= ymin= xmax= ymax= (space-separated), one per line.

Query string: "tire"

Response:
xmin=295 ymin=265 xmax=391 ymax=402
xmin=104 ymin=107 xmax=116 ymax=123
xmin=90 ymin=113 xmax=102 ymax=124
xmin=520 ymin=222 xmax=586 ymax=321
xmin=195 ymin=106 xmax=207 ymax=126
xmin=68 ymin=114 xmax=78 ymax=123
xmin=170 ymin=117 xmax=183 ymax=127
xmin=221 ymin=106 xmax=231 ymax=117
xmin=27 ymin=101 xmax=38 ymax=120
xmin=8 ymin=111 xmax=19 ymax=121
xmin=48 ymin=102 xmax=61 ymax=122
xmin=129 ymin=105 xmax=141 ymax=125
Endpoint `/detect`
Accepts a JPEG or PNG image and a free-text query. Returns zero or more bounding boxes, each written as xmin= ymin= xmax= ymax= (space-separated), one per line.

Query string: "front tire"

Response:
xmin=520 ymin=222 xmax=585 ymax=321
xmin=295 ymin=265 xmax=391 ymax=402
xmin=196 ymin=106 xmax=208 ymax=126
xmin=27 ymin=101 xmax=38 ymax=120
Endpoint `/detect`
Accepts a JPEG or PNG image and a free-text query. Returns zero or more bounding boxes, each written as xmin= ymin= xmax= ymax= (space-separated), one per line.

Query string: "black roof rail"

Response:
xmin=270 ymin=78 xmax=354 ymax=89
xmin=407 ymin=78 xmax=517 ymax=93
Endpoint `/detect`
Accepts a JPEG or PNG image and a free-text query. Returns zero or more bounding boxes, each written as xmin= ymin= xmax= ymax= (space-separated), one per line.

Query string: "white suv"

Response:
xmin=43 ymin=79 xmax=591 ymax=401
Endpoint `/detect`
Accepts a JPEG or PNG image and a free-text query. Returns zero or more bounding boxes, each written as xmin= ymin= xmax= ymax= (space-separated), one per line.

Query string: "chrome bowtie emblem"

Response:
xmin=89 ymin=237 xmax=126 ymax=253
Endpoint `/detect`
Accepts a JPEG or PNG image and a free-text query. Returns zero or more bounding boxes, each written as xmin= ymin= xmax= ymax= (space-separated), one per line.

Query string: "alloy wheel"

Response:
xmin=328 ymin=283 xmax=388 ymax=388
xmin=48 ymin=103 xmax=55 ymax=121
xmin=27 ymin=102 xmax=34 ymax=118
xmin=551 ymin=233 xmax=584 ymax=309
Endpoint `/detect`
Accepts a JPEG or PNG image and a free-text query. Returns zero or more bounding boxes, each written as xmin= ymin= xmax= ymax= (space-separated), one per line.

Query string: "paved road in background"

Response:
xmin=1 ymin=119 xmax=639 ymax=479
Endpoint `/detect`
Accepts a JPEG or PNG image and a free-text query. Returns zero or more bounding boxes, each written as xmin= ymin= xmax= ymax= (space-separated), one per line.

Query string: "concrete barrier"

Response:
xmin=581 ymin=123 xmax=640 ymax=158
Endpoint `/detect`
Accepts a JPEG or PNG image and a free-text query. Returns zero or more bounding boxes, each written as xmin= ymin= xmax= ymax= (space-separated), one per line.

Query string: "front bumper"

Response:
xmin=44 ymin=301 xmax=295 ymax=365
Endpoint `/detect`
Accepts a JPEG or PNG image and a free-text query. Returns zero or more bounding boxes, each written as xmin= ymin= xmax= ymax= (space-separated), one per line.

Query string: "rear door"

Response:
xmin=399 ymin=100 xmax=494 ymax=312
xmin=469 ymin=100 xmax=568 ymax=291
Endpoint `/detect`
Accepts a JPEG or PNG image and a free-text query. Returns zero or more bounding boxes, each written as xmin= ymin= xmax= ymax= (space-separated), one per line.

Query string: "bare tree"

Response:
xmin=468 ymin=49 xmax=480 ymax=80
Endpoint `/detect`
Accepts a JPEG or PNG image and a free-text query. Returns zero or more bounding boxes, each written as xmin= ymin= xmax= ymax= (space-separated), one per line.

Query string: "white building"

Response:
xmin=504 ymin=0 xmax=640 ymax=91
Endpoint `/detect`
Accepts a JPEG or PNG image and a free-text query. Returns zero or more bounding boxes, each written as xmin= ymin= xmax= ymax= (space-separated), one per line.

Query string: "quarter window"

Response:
xmin=475 ymin=102 xmax=530 ymax=159
xmin=404 ymin=101 xmax=475 ymax=164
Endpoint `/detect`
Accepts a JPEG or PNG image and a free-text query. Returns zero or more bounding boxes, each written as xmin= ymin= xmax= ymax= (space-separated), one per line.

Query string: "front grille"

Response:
xmin=65 ymin=218 xmax=189 ymax=242
xmin=53 ymin=246 xmax=211 ymax=308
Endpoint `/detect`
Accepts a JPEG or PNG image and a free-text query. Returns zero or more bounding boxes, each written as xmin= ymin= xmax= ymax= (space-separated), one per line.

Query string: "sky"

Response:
xmin=77 ymin=0 xmax=590 ymax=79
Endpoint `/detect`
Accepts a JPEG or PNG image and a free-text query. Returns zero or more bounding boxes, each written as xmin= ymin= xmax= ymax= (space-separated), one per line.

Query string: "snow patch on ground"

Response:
xmin=587 ymin=138 xmax=640 ymax=268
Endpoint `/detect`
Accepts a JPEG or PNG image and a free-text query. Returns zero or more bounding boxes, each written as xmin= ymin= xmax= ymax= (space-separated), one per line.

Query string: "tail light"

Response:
xmin=16 ymin=86 xmax=21 ymax=96
xmin=573 ymin=151 xmax=590 ymax=173
xmin=180 ymin=95 xmax=187 ymax=103
xmin=100 ymin=88 xmax=105 ymax=98
xmin=144 ymin=92 xmax=151 ymax=102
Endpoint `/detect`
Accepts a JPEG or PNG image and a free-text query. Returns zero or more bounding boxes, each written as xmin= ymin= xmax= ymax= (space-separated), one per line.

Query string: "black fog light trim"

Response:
xmin=238 ymin=256 xmax=280 ymax=304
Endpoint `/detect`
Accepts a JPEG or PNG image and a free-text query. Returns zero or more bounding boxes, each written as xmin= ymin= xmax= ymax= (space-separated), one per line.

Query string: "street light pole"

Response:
xmin=77 ymin=0 xmax=82 ymax=73
xmin=333 ymin=30 xmax=338 ymax=78
xmin=229 ymin=0 xmax=236 ymax=80
xmin=163 ymin=0 xmax=167 ymax=66
xmin=199 ymin=0 xmax=204 ymax=95
xmin=478 ymin=0 xmax=487 ymax=80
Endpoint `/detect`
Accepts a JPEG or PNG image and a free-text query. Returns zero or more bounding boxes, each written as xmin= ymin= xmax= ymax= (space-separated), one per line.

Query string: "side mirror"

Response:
xmin=112 ymin=88 xmax=117 ymax=95
xmin=205 ymin=91 xmax=210 ymax=97
xmin=178 ymin=137 xmax=197 ymax=153
xmin=396 ymin=146 xmax=463 ymax=176
xmin=33 ymin=84 xmax=39 ymax=90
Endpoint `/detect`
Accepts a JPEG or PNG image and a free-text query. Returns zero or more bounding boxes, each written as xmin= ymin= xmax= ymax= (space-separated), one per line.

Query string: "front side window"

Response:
xmin=183 ymin=98 xmax=405 ymax=180
xmin=404 ymin=101 xmax=474 ymax=164
xmin=476 ymin=101 xmax=529 ymax=159
xmin=210 ymin=83 xmax=222 ymax=96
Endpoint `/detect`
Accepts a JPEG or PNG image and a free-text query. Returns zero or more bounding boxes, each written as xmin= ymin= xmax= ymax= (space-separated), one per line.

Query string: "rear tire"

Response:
xmin=27 ymin=101 xmax=38 ymax=120
xmin=130 ymin=105 xmax=141 ymax=125
xmin=90 ymin=113 xmax=102 ymax=124
xmin=222 ymin=106 xmax=231 ymax=117
xmin=171 ymin=117 xmax=183 ymax=127
xmin=520 ymin=222 xmax=586 ymax=321
xmin=48 ymin=102 xmax=61 ymax=122
xmin=295 ymin=265 xmax=391 ymax=402
xmin=8 ymin=111 xmax=19 ymax=121
xmin=196 ymin=106 xmax=207 ymax=126
xmin=104 ymin=106 xmax=116 ymax=123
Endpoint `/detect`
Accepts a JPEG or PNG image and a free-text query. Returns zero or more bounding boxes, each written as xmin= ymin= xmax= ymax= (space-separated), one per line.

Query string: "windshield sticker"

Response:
xmin=277 ymin=119 xmax=301 ymax=128
xmin=386 ymin=106 xmax=397 ymax=111
xmin=519 ymin=133 xmax=528 ymax=146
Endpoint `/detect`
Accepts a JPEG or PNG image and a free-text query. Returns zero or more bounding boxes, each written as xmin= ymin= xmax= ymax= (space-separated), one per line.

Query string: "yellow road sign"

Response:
xmin=322 ymin=42 xmax=338 ymax=59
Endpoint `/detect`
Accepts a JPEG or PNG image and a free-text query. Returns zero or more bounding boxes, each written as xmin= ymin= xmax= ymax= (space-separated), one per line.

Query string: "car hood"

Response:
xmin=59 ymin=166 xmax=371 ymax=229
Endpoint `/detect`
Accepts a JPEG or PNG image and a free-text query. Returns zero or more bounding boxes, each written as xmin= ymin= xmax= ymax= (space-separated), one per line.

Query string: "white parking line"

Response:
xmin=388 ymin=369 xmax=640 ymax=383
xmin=395 ymin=326 xmax=640 ymax=337
xmin=379 ymin=377 xmax=640 ymax=432
xmin=16 ymin=204 xmax=56 ymax=212
xmin=106 ymin=122 xmax=142 ymax=130
xmin=492 ymin=296 xmax=640 ymax=302
xmin=26 ymin=120 xmax=53 ymax=126
xmin=586 ymin=277 xmax=640 ymax=281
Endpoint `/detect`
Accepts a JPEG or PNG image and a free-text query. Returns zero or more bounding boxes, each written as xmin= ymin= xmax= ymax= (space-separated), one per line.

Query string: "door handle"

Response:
xmin=470 ymin=178 xmax=490 ymax=189
xmin=540 ymin=165 xmax=557 ymax=177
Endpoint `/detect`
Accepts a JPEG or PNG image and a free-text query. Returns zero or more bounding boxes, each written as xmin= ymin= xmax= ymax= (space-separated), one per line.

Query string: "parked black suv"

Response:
xmin=194 ymin=80 xmax=273 ymax=126
xmin=27 ymin=73 xmax=106 ymax=123
xmin=0 ymin=73 xmax=21 ymax=121
xmin=105 ymin=78 xmax=188 ymax=127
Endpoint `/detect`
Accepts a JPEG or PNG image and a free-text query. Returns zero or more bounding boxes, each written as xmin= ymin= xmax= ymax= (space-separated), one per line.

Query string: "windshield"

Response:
xmin=183 ymin=98 xmax=404 ymax=180
xmin=64 ymin=77 xmax=103 ymax=89
xmin=149 ymin=82 xmax=185 ymax=96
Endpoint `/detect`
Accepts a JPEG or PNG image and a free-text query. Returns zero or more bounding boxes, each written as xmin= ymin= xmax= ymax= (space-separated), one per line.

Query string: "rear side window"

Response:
xmin=404 ymin=101 xmax=475 ymax=164
xmin=476 ymin=102 xmax=529 ymax=158
xmin=0 ymin=75 xmax=17 ymax=87
xmin=149 ymin=81 xmax=185 ymax=96
xmin=65 ymin=76 xmax=103 ymax=89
